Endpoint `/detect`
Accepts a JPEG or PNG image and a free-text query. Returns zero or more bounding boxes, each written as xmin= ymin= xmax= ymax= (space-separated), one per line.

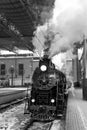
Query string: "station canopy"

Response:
xmin=0 ymin=0 xmax=54 ymax=54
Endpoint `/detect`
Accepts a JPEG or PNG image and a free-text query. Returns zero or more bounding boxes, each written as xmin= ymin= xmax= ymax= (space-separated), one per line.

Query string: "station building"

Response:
xmin=0 ymin=53 xmax=39 ymax=86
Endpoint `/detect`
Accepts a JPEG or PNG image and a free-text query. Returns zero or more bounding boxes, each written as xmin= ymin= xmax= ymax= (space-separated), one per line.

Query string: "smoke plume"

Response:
xmin=33 ymin=0 xmax=87 ymax=57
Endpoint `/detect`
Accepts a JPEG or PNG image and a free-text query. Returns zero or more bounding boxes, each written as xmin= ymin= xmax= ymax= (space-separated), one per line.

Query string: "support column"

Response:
xmin=82 ymin=38 xmax=87 ymax=100
xmin=73 ymin=46 xmax=80 ymax=87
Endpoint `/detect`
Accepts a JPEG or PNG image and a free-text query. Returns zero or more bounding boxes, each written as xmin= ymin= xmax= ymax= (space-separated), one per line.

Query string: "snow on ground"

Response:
xmin=51 ymin=120 xmax=61 ymax=130
xmin=0 ymin=103 xmax=30 ymax=130
xmin=51 ymin=120 xmax=64 ymax=130
xmin=0 ymin=103 xmax=65 ymax=130
xmin=28 ymin=120 xmax=64 ymax=130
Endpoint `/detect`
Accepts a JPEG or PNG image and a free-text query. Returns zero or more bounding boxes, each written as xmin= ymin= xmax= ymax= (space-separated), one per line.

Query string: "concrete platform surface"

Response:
xmin=65 ymin=88 xmax=87 ymax=130
xmin=0 ymin=87 xmax=29 ymax=94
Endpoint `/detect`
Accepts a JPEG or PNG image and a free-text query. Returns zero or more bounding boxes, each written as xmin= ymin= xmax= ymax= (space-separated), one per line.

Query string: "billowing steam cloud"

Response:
xmin=40 ymin=6 xmax=53 ymax=24
xmin=33 ymin=23 xmax=48 ymax=56
xmin=33 ymin=0 xmax=87 ymax=57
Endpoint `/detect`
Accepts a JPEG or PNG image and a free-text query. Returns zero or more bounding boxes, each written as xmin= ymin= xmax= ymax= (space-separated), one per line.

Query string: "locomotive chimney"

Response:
xmin=43 ymin=33 xmax=52 ymax=58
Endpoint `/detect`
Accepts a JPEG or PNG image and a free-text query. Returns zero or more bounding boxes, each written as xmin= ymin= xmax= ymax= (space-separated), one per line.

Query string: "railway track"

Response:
xmin=20 ymin=119 xmax=53 ymax=130
xmin=28 ymin=121 xmax=53 ymax=130
xmin=20 ymin=118 xmax=63 ymax=130
xmin=0 ymin=89 xmax=28 ymax=112
xmin=0 ymin=98 xmax=26 ymax=112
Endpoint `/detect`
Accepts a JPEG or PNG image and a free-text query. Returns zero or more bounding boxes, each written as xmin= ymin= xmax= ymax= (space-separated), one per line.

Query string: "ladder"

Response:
xmin=56 ymin=80 xmax=65 ymax=115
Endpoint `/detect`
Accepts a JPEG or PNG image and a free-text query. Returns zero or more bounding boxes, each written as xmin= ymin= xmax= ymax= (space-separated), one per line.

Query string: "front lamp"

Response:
xmin=40 ymin=65 xmax=47 ymax=71
xmin=31 ymin=99 xmax=35 ymax=103
xmin=51 ymin=99 xmax=55 ymax=103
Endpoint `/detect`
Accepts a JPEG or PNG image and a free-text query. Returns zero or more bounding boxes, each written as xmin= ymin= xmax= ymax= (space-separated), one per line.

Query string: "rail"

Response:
xmin=20 ymin=119 xmax=53 ymax=130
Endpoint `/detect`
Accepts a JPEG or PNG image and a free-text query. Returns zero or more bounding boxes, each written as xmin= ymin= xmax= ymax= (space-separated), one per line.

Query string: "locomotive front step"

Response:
xmin=32 ymin=113 xmax=55 ymax=121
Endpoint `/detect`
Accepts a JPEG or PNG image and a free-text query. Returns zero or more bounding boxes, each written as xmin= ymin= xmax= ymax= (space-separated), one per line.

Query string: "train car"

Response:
xmin=25 ymin=55 xmax=67 ymax=121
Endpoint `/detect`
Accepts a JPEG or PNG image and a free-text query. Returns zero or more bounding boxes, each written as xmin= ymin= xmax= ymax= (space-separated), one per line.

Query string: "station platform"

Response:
xmin=0 ymin=87 xmax=29 ymax=106
xmin=65 ymin=87 xmax=87 ymax=130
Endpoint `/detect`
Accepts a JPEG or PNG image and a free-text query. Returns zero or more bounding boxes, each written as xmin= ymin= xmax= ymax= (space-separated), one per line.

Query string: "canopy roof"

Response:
xmin=0 ymin=0 xmax=54 ymax=52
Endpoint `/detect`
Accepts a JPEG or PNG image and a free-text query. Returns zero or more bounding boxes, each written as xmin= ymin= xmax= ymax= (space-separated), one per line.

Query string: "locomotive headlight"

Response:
xmin=40 ymin=65 xmax=47 ymax=71
xmin=51 ymin=99 xmax=55 ymax=103
xmin=31 ymin=99 xmax=35 ymax=103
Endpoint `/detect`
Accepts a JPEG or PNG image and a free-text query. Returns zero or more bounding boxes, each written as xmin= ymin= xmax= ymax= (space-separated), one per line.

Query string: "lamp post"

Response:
xmin=30 ymin=57 xmax=33 ymax=78
xmin=21 ymin=69 xmax=24 ymax=86
xmin=9 ymin=65 xmax=14 ymax=87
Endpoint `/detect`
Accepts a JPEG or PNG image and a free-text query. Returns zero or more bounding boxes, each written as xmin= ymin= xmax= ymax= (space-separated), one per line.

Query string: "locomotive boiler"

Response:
xmin=26 ymin=55 xmax=67 ymax=121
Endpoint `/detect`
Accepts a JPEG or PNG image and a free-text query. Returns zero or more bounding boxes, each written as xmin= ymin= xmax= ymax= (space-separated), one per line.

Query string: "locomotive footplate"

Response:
xmin=31 ymin=113 xmax=55 ymax=121
xmin=30 ymin=105 xmax=56 ymax=111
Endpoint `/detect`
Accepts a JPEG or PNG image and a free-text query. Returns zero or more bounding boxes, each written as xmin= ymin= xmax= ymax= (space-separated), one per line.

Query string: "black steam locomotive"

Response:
xmin=25 ymin=56 xmax=67 ymax=121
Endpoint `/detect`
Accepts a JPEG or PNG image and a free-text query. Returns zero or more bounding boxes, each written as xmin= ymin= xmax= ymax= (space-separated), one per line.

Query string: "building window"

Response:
xmin=18 ymin=64 xmax=24 ymax=75
xmin=1 ymin=64 xmax=6 ymax=75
